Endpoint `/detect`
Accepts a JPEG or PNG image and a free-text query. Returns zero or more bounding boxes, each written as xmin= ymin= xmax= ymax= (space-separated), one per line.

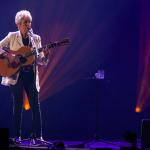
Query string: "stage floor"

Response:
xmin=9 ymin=138 xmax=142 ymax=150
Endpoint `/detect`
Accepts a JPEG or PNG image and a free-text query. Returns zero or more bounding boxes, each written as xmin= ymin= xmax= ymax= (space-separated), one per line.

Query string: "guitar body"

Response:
xmin=0 ymin=38 xmax=69 ymax=77
xmin=0 ymin=46 xmax=35 ymax=77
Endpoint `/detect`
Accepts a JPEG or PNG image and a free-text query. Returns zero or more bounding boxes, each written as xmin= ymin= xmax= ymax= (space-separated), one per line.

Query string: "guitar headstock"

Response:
xmin=57 ymin=38 xmax=70 ymax=46
xmin=46 ymin=38 xmax=70 ymax=49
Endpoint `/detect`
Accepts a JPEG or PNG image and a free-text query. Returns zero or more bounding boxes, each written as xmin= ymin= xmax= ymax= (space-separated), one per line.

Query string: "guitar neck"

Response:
xmin=25 ymin=38 xmax=69 ymax=58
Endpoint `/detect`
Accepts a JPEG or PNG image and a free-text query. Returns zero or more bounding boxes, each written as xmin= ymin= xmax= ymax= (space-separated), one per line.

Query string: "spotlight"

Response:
xmin=135 ymin=106 xmax=141 ymax=113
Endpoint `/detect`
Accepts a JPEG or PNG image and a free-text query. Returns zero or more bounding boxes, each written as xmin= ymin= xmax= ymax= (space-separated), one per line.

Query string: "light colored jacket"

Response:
xmin=0 ymin=30 xmax=46 ymax=92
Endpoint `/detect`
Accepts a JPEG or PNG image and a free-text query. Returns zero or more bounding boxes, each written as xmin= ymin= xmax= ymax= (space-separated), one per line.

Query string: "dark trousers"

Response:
xmin=10 ymin=65 xmax=42 ymax=138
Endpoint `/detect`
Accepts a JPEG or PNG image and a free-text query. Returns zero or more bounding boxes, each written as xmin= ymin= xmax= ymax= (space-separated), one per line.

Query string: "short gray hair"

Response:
xmin=15 ymin=10 xmax=32 ymax=24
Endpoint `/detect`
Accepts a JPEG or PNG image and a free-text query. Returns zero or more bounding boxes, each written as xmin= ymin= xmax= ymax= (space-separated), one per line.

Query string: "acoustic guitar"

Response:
xmin=0 ymin=38 xmax=69 ymax=77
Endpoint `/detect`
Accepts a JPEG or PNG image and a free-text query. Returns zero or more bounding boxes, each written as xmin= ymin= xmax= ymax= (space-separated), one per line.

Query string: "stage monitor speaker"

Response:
xmin=0 ymin=128 xmax=9 ymax=149
xmin=141 ymin=119 xmax=150 ymax=149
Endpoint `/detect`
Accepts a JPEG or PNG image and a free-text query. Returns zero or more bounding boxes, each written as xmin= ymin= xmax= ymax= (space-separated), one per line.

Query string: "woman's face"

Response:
xmin=17 ymin=16 xmax=32 ymax=35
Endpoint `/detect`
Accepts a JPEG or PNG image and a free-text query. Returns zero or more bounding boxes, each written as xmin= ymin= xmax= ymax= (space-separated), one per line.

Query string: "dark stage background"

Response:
xmin=0 ymin=0 xmax=150 ymax=140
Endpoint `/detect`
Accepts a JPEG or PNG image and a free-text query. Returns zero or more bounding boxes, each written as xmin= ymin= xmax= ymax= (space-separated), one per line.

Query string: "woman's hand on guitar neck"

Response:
xmin=43 ymin=48 xmax=51 ymax=59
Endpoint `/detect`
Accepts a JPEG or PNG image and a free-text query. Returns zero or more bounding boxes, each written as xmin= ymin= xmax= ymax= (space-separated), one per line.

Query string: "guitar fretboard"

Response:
xmin=23 ymin=38 xmax=69 ymax=58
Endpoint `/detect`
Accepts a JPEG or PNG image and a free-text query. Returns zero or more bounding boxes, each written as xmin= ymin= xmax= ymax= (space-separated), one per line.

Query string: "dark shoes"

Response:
xmin=30 ymin=136 xmax=44 ymax=145
xmin=11 ymin=136 xmax=51 ymax=146
xmin=9 ymin=136 xmax=54 ymax=148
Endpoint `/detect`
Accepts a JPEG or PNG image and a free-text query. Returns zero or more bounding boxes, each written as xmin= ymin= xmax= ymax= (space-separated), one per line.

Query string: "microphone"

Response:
xmin=28 ymin=28 xmax=34 ymax=37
